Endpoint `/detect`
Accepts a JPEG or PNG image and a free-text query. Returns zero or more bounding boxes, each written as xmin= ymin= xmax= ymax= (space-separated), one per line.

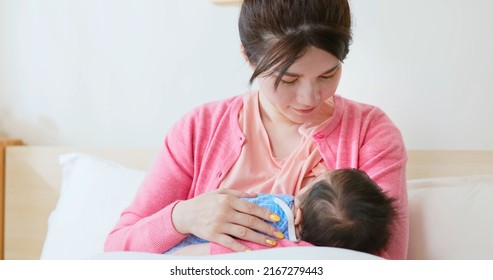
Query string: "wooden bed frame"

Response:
xmin=1 ymin=138 xmax=493 ymax=259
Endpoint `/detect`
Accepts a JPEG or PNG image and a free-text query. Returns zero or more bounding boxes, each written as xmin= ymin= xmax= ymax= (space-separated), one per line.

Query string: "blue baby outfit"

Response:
xmin=165 ymin=194 xmax=296 ymax=254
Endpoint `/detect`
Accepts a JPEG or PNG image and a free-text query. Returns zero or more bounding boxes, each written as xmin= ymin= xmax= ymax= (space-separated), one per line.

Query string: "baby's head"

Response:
xmin=293 ymin=168 xmax=397 ymax=254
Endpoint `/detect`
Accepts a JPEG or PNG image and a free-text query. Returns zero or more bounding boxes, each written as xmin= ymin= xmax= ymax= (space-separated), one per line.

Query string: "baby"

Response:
xmin=167 ymin=168 xmax=397 ymax=255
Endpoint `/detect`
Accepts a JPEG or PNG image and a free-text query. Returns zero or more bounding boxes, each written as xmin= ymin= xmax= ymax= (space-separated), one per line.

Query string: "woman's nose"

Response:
xmin=297 ymin=82 xmax=320 ymax=106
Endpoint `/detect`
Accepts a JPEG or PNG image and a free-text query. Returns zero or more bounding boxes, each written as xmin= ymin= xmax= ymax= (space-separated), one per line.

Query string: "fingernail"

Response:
xmin=266 ymin=239 xmax=277 ymax=246
xmin=270 ymin=214 xmax=280 ymax=222
xmin=274 ymin=231 xmax=284 ymax=239
xmin=245 ymin=249 xmax=252 ymax=252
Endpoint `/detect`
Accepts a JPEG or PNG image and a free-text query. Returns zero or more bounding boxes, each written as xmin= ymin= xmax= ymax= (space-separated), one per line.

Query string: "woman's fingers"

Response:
xmin=218 ymin=189 xmax=281 ymax=225
xmin=234 ymin=198 xmax=282 ymax=224
xmin=215 ymin=192 xmax=282 ymax=238
xmin=230 ymin=202 xmax=283 ymax=239
xmin=231 ymin=214 xmax=281 ymax=246
xmin=207 ymin=193 xmax=284 ymax=251
xmin=213 ymin=222 xmax=278 ymax=252
xmin=213 ymin=232 xmax=252 ymax=253
xmin=171 ymin=189 xmax=284 ymax=252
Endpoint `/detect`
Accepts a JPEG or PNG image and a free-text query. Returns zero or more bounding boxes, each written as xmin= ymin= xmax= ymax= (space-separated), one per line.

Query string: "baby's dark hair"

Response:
xmin=298 ymin=169 xmax=397 ymax=254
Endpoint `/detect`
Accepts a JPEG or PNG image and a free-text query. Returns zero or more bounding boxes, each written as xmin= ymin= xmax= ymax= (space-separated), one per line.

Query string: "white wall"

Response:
xmin=1 ymin=0 xmax=492 ymax=150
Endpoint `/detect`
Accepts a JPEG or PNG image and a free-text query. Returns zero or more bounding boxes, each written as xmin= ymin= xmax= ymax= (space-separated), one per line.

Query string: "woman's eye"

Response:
xmin=320 ymin=74 xmax=336 ymax=80
xmin=281 ymin=79 xmax=297 ymax=85
xmin=320 ymin=68 xmax=340 ymax=80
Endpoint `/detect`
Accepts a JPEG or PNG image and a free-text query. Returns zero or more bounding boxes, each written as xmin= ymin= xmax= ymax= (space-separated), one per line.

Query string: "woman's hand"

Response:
xmin=171 ymin=189 xmax=284 ymax=252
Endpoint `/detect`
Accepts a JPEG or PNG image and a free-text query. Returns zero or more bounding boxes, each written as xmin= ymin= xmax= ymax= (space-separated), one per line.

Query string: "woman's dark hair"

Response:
xmin=239 ymin=0 xmax=352 ymax=89
xmin=298 ymin=169 xmax=397 ymax=254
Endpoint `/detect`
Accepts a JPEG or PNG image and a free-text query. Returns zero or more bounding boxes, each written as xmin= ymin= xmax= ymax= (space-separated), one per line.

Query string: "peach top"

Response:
xmin=220 ymin=91 xmax=329 ymax=195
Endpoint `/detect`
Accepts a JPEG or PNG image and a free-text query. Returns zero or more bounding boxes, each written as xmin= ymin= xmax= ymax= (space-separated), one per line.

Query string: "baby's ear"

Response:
xmin=294 ymin=208 xmax=303 ymax=226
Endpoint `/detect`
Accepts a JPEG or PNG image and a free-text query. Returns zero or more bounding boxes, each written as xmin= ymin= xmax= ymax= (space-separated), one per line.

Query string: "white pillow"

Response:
xmin=40 ymin=153 xmax=145 ymax=259
xmin=407 ymin=175 xmax=493 ymax=260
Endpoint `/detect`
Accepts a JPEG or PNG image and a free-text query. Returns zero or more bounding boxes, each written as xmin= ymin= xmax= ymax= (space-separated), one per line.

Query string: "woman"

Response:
xmin=105 ymin=0 xmax=408 ymax=259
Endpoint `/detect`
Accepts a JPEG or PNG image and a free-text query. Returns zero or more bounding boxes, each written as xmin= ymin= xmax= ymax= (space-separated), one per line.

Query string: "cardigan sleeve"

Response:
xmin=104 ymin=115 xmax=196 ymax=253
xmin=104 ymin=95 xmax=243 ymax=254
xmin=357 ymin=108 xmax=409 ymax=260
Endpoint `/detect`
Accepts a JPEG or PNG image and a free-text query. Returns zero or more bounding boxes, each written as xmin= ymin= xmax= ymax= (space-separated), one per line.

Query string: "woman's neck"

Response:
xmin=257 ymin=94 xmax=302 ymax=160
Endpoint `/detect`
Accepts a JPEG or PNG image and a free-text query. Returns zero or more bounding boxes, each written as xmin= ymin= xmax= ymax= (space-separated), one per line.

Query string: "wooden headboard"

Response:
xmin=1 ymin=140 xmax=493 ymax=259
xmin=0 ymin=139 xmax=23 ymax=260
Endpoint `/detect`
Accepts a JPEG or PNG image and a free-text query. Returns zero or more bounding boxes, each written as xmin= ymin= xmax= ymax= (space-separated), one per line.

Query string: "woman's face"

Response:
xmin=256 ymin=47 xmax=342 ymax=124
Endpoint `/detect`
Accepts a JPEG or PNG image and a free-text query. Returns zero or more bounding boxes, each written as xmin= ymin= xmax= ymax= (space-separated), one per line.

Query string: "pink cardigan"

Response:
xmin=104 ymin=92 xmax=409 ymax=259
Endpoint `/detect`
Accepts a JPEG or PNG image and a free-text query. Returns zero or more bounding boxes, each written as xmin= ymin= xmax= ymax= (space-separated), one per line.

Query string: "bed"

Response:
xmin=1 ymin=138 xmax=493 ymax=260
